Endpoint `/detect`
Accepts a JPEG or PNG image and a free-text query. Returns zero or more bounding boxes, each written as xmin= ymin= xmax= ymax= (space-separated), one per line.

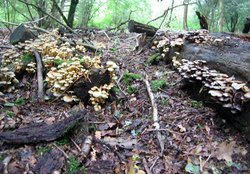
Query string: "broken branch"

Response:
xmin=144 ymin=74 xmax=165 ymax=156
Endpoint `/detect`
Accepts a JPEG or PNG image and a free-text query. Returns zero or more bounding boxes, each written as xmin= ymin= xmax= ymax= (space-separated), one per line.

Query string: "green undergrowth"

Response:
xmin=121 ymin=72 xmax=142 ymax=85
xmin=146 ymin=53 xmax=161 ymax=65
xmin=151 ymin=79 xmax=166 ymax=91
xmin=67 ymin=156 xmax=87 ymax=174
xmin=21 ymin=54 xmax=34 ymax=63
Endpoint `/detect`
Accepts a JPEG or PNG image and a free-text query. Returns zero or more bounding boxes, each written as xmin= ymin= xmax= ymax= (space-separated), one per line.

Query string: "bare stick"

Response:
xmin=144 ymin=74 xmax=164 ymax=156
xmin=32 ymin=49 xmax=44 ymax=101
xmin=143 ymin=158 xmax=152 ymax=174
xmin=53 ymin=143 xmax=69 ymax=159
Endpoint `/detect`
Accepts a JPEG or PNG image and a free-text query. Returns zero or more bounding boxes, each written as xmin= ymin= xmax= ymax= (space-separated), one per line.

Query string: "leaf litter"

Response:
xmin=0 ymin=31 xmax=250 ymax=173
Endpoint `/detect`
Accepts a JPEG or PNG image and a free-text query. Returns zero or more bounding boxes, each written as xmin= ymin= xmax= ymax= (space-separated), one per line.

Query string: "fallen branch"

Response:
xmin=142 ymin=158 xmax=152 ymax=174
xmin=144 ymin=74 xmax=164 ymax=156
xmin=32 ymin=49 xmax=44 ymax=101
xmin=0 ymin=110 xmax=88 ymax=144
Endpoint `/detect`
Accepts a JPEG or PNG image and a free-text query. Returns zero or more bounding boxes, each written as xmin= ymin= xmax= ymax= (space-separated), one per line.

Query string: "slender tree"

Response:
xmin=218 ymin=0 xmax=224 ymax=32
xmin=68 ymin=0 xmax=79 ymax=28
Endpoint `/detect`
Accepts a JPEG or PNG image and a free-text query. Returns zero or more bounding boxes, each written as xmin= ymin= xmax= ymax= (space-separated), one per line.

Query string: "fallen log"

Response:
xmin=128 ymin=20 xmax=157 ymax=36
xmin=152 ymin=30 xmax=250 ymax=140
xmin=182 ymin=32 xmax=250 ymax=82
xmin=33 ymin=148 xmax=65 ymax=174
xmin=0 ymin=110 xmax=88 ymax=144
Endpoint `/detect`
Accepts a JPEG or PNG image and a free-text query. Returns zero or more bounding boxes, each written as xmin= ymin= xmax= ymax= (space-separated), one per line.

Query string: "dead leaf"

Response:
xmin=44 ymin=117 xmax=56 ymax=125
xmin=95 ymin=131 xmax=102 ymax=139
xmin=178 ymin=124 xmax=186 ymax=132
xmin=214 ymin=141 xmax=236 ymax=162
xmin=103 ymin=137 xmax=137 ymax=149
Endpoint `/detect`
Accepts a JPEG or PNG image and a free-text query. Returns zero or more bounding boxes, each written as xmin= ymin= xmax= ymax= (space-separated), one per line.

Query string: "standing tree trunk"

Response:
xmin=166 ymin=0 xmax=174 ymax=27
xmin=183 ymin=0 xmax=190 ymax=30
xmin=218 ymin=0 xmax=224 ymax=32
xmin=68 ymin=0 xmax=79 ymax=28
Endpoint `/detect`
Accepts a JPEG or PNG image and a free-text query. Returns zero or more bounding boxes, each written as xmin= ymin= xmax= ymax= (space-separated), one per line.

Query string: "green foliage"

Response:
xmin=67 ymin=156 xmax=87 ymax=174
xmin=151 ymin=79 xmax=165 ymax=91
xmin=127 ymin=85 xmax=138 ymax=94
xmin=190 ymin=100 xmax=203 ymax=109
xmin=21 ymin=54 xmax=34 ymax=64
xmin=36 ymin=146 xmax=51 ymax=156
xmin=56 ymin=136 xmax=70 ymax=145
xmin=5 ymin=110 xmax=14 ymax=117
xmin=162 ymin=98 xmax=169 ymax=106
xmin=3 ymin=97 xmax=25 ymax=107
xmin=146 ymin=53 xmax=161 ymax=65
xmin=122 ymin=72 xmax=142 ymax=85
xmin=15 ymin=97 xmax=25 ymax=105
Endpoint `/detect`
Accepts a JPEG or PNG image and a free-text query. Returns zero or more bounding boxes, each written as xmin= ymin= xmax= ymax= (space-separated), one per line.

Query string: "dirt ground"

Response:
xmin=0 ymin=30 xmax=250 ymax=174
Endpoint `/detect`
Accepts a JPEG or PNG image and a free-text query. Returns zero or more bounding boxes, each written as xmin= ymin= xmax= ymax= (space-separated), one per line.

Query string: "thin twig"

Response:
xmin=150 ymin=156 xmax=160 ymax=172
xmin=70 ymin=138 xmax=82 ymax=152
xmin=143 ymin=158 xmax=152 ymax=174
xmin=32 ymin=49 xmax=44 ymax=101
xmin=144 ymin=74 xmax=165 ymax=156
xmin=53 ymin=143 xmax=69 ymax=159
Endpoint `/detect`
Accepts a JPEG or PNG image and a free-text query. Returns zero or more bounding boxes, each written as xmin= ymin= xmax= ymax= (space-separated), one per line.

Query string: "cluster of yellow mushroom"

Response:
xmin=0 ymin=67 xmax=19 ymax=92
xmin=26 ymin=62 xmax=36 ymax=73
xmin=45 ymin=61 xmax=89 ymax=98
xmin=1 ymin=49 xmax=22 ymax=73
xmin=0 ymin=32 xmax=119 ymax=111
xmin=89 ymin=84 xmax=114 ymax=111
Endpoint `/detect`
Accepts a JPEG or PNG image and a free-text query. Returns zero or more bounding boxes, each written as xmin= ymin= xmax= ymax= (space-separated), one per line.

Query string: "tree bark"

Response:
xmin=183 ymin=0 xmax=190 ymax=30
xmin=0 ymin=110 xmax=88 ymax=144
xmin=218 ymin=0 xmax=224 ymax=32
xmin=67 ymin=0 xmax=79 ymax=28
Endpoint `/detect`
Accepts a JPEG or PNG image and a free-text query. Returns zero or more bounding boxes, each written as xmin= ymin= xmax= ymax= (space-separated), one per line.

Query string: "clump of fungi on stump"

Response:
xmin=151 ymin=29 xmax=250 ymax=113
xmin=0 ymin=30 xmax=119 ymax=111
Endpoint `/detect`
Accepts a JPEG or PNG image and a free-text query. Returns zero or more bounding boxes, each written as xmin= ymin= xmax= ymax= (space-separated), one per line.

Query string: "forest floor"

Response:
xmin=0 ymin=30 xmax=250 ymax=174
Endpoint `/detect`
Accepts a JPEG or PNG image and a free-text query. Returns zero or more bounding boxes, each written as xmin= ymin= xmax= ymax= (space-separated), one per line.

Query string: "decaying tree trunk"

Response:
xmin=182 ymin=33 xmax=250 ymax=82
xmin=180 ymin=33 xmax=250 ymax=140
xmin=0 ymin=110 xmax=89 ymax=144
xmin=128 ymin=20 xmax=157 ymax=36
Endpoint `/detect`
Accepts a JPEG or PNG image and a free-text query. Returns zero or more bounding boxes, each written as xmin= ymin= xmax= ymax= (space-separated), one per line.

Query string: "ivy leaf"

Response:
xmin=185 ymin=163 xmax=200 ymax=174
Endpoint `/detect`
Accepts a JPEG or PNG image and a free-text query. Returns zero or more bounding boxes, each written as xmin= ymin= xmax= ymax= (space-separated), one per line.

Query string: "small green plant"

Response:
xmin=127 ymin=85 xmax=138 ymax=94
xmin=146 ymin=53 xmax=161 ymax=64
xmin=151 ymin=79 xmax=165 ymax=91
xmin=36 ymin=146 xmax=51 ymax=156
xmin=15 ymin=97 xmax=25 ymax=105
xmin=21 ymin=54 xmax=34 ymax=63
xmin=122 ymin=72 xmax=142 ymax=85
xmin=190 ymin=100 xmax=203 ymax=108
xmin=67 ymin=156 xmax=87 ymax=174
xmin=110 ymin=86 xmax=120 ymax=94
xmin=56 ymin=136 xmax=70 ymax=145
xmin=5 ymin=110 xmax=14 ymax=117
xmin=162 ymin=98 xmax=169 ymax=106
